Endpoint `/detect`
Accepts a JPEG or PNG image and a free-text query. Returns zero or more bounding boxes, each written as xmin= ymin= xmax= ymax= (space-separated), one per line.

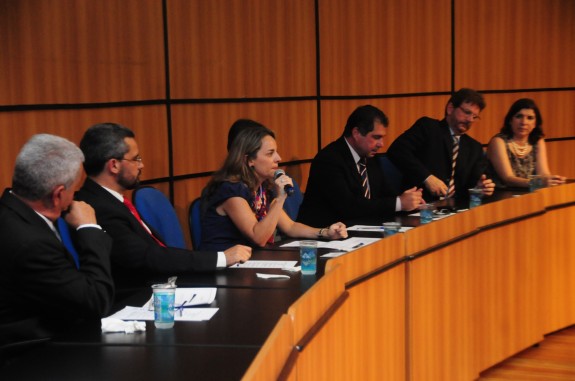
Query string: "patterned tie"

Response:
xmin=123 ymin=197 xmax=166 ymax=247
xmin=447 ymin=136 xmax=460 ymax=198
xmin=358 ymin=158 xmax=370 ymax=199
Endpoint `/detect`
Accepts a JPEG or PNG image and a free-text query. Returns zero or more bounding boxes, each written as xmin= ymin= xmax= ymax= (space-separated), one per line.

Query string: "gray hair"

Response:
xmin=12 ymin=134 xmax=84 ymax=201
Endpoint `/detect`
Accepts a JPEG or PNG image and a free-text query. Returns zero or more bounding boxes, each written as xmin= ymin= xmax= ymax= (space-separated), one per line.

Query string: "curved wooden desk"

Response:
xmin=245 ymin=183 xmax=575 ymax=381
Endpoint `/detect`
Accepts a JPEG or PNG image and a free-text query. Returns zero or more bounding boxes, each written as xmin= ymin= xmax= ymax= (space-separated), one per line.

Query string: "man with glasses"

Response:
xmin=387 ymin=88 xmax=495 ymax=202
xmin=76 ymin=123 xmax=251 ymax=294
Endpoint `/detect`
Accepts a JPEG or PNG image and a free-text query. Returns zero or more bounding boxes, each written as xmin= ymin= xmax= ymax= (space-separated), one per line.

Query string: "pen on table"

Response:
xmin=351 ymin=243 xmax=364 ymax=249
xmin=178 ymin=294 xmax=196 ymax=316
xmin=355 ymin=227 xmax=385 ymax=230
xmin=177 ymin=301 xmax=187 ymax=316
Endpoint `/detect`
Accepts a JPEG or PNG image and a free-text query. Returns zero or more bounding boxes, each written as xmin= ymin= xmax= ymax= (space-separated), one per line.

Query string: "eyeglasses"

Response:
xmin=458 ymin=106 xmax=481 ymax=121
xmin=118 ymin=155 xmax=143 ymax=163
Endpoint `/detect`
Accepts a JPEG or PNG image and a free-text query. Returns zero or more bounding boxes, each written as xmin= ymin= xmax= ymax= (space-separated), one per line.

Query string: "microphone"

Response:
xmin=274 ymin=169 xmax=294 ymax=197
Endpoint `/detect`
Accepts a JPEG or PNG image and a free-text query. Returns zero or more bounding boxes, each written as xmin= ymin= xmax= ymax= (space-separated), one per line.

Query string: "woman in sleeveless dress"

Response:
xmin=486 ymin=98 xmax=565 ymax=188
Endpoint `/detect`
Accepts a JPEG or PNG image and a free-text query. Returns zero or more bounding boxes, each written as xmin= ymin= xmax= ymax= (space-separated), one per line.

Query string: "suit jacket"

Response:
xmin=387 ymin=117 xmax=487 ymax=201
xmin=0 ymin=189 xmax=113 ymax=346
xmin=76 ymin=178 xmax=217 ymax=290
xmin=297 ymin=136 xmax=398 ymax=227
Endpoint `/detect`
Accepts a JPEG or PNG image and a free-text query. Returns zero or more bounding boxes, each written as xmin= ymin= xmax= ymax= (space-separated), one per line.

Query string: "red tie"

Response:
xmin=123 ymin=197 xmax=166 ymax=247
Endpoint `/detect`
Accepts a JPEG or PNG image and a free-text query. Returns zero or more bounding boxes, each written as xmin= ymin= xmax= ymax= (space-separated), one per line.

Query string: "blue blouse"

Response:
xmin=200 ymin=181 xmax=256 ymax=251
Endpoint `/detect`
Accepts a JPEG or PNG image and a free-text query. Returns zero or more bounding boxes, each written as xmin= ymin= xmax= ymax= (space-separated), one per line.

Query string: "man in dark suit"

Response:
xmin=0 ymin=134 xmax=113 ymax=347
xmin=297 ymin=105 xmax=423 ymax=227
xmin=387 ymin=88 xmax=495 ymax=202
xmin=76 ymin=123 xmax=251 ymax=291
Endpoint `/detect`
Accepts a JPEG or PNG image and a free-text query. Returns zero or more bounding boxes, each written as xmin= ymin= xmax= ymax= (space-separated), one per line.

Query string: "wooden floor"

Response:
xmin=478 ymin=325 xmax=575 ymax=380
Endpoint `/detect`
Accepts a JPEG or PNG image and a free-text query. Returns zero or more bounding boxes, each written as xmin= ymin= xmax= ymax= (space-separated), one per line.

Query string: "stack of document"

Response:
xmin=281 ymin=237 xmax=381 ymax=252
xmin=347 ymin=225 xmax=414 ymax=233
xmin=144 ymin=288 xmax=217 ymax=310
xmin=107 ymin=288 xmax=219 ymax=322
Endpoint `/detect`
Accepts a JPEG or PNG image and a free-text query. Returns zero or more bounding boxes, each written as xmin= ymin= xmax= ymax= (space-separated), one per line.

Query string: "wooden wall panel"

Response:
xmin=173 ymin=177 xmax=210 ymax=249
xmin=539 ymin=186 xmax=575 ymax=333
xmin=241 ymin=314 xmax=296 ymax=381
xmin=547 ymin=141 xmax=575 ymax=180
xmin=296 ymin=265 xmax=405 ymax=380
xmin=320 ymin=96 xmax=448 ymax=149
xmin=288 ymin=264 xmax=346 ymax=345
xmin=470 ymin=91 xmax=575 ymax=145
xmin=472 ymin=219 xmax=543 ymax=374
xmin=408 ymin=240 xmax=480 ymax=381
xmin=171 ymin=101 xmax=317 ymax=175
xmin=319 ymin=0 xmax=451 ymax=96
xmin=0 ymin=0 xmax=165 ymax=105
xmin=455 ymin=0 xmax=575 ymax=90
xmin=167 ymin=0 xmax=316 ymax=99
xmin=409 ymin=217 xmax=543 ymax=380
xmin=321 ymin=238 xmax=406 ymax=380
xmin=0 ymin=106 xmax=169 ymax=190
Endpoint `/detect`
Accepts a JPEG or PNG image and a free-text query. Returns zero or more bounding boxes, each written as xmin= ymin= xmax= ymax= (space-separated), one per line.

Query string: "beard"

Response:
xmin=118 ymin=169 xmax=141 ymax=190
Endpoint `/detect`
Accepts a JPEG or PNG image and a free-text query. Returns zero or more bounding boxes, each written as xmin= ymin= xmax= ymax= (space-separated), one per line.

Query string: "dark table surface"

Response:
xmin=1 ymin=344 xmax=260 ymax=381
xmin=145 ymin=246 xmax=327 ymax=290
xmin=55 ymin=286 xmax=303 ymax=347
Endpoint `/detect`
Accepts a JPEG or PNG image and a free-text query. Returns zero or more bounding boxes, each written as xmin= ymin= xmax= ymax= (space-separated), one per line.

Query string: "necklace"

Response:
xmin=510 ymin=140 xmax=529 ymax=156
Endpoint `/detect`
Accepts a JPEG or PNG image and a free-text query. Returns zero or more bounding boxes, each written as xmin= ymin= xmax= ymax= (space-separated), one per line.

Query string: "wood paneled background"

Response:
xmin=1 ymin=0 xmax=574 ymax=248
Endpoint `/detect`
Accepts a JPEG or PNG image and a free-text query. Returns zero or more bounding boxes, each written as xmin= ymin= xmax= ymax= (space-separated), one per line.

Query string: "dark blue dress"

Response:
xmin=200 ymin=182 xmax=256 ymax=251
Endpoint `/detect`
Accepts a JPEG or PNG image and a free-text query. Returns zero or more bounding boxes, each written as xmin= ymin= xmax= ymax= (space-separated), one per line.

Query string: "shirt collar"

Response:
xmin=344 ymin=137 xmax=362 ymax=164
xmin=9 ymin=190 xmax=58 ymax=231
xmin=100 ymin=185 xmax=124 ymax=202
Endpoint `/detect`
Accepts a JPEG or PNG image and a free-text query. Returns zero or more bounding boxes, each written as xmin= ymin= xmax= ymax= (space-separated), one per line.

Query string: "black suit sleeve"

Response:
xmin=387 ymin=117 xmax=437 ymax=187
xmin=75 ymin=179 xmax=217 ymax=289
xmin=7 ymin=227 xmax=113 ymax=319
xmin=99 ymin=209 xmax=217 ymax=274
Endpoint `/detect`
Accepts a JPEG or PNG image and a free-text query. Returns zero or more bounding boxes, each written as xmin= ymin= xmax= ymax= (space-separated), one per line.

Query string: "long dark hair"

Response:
xmin=500 ymin=98 xmax=544 ymax=145
xmin=202 ymin=123 xmax=276 ymax=203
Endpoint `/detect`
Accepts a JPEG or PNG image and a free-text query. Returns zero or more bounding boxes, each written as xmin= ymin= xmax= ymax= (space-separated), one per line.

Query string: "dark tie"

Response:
xmin=123 ymin=197 xmax=166 ymax=247
xmin=447 ymin=136 xmax=460 ymax=198
xmin=56 ymin=217 xmax=80 ymax=269
xmin=358 ymin=158 xmax=370 ymax=199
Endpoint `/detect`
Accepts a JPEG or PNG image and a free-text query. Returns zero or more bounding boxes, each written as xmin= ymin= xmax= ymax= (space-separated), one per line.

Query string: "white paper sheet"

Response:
xmin=256 ymin=273 xmax=291 ymax=279
xmin=281 ymin=237 xmax=381 ymax=252
xmin=230 ymin=260 xmax=298 ymax=269
xmin=108 ymin=306 xmax=219 ymax=322
xmin=144 ymin=288 xmax=217 ymax=311
xmin=347 ymin=225 xmax=414 ymax=233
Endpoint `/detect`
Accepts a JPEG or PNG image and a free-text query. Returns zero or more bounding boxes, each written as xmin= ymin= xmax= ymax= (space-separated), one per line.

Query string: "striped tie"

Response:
xmin=447 ymin=136 xmax=460 ymax=198
xmin=358 ymin=158 xmax=370 ymax=199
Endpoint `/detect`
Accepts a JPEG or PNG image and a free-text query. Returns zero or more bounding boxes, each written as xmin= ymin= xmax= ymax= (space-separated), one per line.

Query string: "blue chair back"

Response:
xmin=377 ymin=154 xmax=403 ymax=195
xmin=56 ymin=217 xmax=80 ymax=268
xmin=132 ymin=186 xmax=186 ymax=249
xmin=283 ymin=179 xmax=304 ymax=221
xmin=188 ymin=197 xmax=202 ymax=250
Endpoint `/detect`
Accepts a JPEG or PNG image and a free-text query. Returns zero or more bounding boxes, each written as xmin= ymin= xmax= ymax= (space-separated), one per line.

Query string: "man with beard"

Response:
xmin=76 ymin=123 xmax=251 ymax=292
xmin=297 ymin=105 xmax=423 ymax=227
xmin=387 ymin=88 xmax=495 ymax=202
